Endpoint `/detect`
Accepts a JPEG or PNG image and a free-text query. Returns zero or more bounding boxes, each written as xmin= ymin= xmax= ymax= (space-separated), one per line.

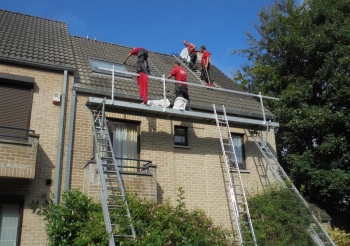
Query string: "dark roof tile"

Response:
xmin=71 ymin=36 xmax=273 ymax=118
xmin=0 ymin=9 xmax=75 ymax=70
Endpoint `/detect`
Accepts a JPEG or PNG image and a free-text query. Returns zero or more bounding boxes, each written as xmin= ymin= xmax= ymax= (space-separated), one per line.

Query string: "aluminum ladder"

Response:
xmin=213 ymin=104 xmax=257 ymax=246
xmin=91 ymin=100 xmax=136 ymax=245
xmin=172 ymin=54 xmax=206 ymax=85
xmin=250 ymin=131 xmax=335 ymax=246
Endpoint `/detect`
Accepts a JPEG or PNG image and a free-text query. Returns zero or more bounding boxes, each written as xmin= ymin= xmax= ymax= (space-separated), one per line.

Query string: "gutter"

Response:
xmin=74 ymin=85 xmax=275 ymax=121
xmin=64 ymin=87 xmax=77 ymax=190
xmin=0 ymin=56 xmax=76 ymax=73
xmin=53 ymin=70 xmax=69 ymax=204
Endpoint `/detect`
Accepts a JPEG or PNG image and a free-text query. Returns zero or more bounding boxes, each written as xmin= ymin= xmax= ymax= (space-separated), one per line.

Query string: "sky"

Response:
xmin=0 ymin=0 xmax=275 ymax=77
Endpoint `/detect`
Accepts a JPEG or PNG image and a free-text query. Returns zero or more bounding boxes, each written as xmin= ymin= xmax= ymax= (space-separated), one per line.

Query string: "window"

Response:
xmin=0 ymin=195 xmax=24 ymax=246
xmin=108 ymin=120 xmax=140 ymax=171
xmin=229 ymin=134 xmax=246 ymax=169
xmin=0 ymin=73 xmax=34 ymax=141
xmin=89 ymin=58 xmax=130 ymax=78
xmin=174 ymin=126 xmax=188 ymax=146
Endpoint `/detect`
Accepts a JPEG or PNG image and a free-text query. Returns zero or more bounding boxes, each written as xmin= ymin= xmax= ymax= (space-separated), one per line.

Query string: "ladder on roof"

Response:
xmin=213 ymin=104 xmax=257 ymax=246
xmin=172 ymin=54 xmax=206 ymax=85
xmin=250 ymin=130 xmax=336 ymax=246
xmin=91 ymin=99 xmax=136 ymax=246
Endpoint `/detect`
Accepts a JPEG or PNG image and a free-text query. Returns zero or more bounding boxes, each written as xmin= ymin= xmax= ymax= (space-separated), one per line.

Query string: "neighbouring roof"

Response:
xmin=71 ymin=36 xmax=274 ymax=119
xmin=0 ymin=9 xmax=75 ymax=71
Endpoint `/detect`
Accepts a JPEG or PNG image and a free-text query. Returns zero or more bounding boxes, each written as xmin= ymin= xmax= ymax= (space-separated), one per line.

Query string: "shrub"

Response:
xmin=35 ymin=188 xmax=232 ymax=245
xmin=324 ymin=225 xmax=350 ymax=246
xmin=247 ymin=185 xmax=315 ymax=246
xmin=115 ymin=187 xmax=233 ymax=245
xmin=37 ymin=189 xmax=108 ymax=246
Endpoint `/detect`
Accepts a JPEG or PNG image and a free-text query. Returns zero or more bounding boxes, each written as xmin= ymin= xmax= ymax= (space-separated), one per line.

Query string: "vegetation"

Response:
xmin=32 ymin=190 xmax=108 ymax=246
xmin=324 ymin=225 xmax=350 ymax=246
xmin=115 ymin=187 xmax=232 ymax=245
xmin=34 ymin=189 xmax=232 ymax=245
xmin=233 ymin=0 xmax=350 ymax=230
xmin=247 ymin=185 xmax=314 ymax=246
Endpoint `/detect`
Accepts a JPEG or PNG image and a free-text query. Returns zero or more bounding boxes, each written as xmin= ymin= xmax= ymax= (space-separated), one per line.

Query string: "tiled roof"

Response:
xmin=0 ymin=9 xmax=75 ymax=70
xmin=72 ymin=36 xmax=273 ymax=119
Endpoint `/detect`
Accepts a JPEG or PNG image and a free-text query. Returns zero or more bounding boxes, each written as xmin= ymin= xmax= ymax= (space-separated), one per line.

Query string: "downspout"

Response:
xmin=64 ymin=87 xmax=77 ymax=190
xmin=54 ymin=70 xmax=68 ymax=204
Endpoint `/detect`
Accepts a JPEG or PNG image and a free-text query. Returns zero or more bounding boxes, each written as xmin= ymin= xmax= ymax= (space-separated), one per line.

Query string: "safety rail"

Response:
xmin=114 ymin=157 xmax=154 ymax=173
xmin=0 ymin=125 xmax=35 ymax=140
xmin=98 ymin=66 xmax=279 ymax=123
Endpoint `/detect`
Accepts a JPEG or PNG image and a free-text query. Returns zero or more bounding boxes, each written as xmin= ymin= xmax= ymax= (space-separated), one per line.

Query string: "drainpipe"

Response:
xmin=54 ymin=70 xmax=68 ymax=204
xmin=64 ymin=87 xmax=77 ymax=190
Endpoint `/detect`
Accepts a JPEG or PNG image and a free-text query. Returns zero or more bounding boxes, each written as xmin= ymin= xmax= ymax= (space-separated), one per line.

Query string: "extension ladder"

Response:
xmin=172 ymin=54 xmax=206 ymax=85
xmin=91 ymin=99 xmax=136 ymax=246
xmin=213 ymin=104 xmax=257 ymax=246
xmin=250 ymin=131 xmax=335 ymax=246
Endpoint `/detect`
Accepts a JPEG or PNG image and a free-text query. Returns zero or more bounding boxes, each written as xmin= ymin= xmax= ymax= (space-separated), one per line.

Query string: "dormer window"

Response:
xmin=89 ymin=58 xmax=131 ymax=78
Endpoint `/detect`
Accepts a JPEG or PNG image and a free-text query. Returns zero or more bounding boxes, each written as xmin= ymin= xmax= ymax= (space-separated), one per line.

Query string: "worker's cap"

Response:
xmin=200 ymin=45 xmax=206 ymax=50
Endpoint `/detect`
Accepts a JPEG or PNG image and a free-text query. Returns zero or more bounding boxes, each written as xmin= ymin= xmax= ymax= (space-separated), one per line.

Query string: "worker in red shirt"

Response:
xmin=199 ymin=45 xmax=213 ymax=86
xmin=124 ymin=47 xmax=150 ymax=104
xmin=183 ymin=40 xmax=197 ymax=71
xmin=166 ymin=61 xmax=191 ymax=110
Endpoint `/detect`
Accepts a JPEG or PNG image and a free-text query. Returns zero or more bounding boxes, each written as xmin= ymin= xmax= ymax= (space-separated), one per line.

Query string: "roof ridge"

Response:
xmin=70 ymin=35 xmax=181 ymax=58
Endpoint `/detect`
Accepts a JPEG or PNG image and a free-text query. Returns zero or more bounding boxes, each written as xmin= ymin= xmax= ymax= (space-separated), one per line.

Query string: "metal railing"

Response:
xmin=0 ymin=125 xmax=35 ymax=140
xmin=98 ymin=66 xmax=279 ymax=124
xmin=114 ymin=157 xmax=154 ymax=173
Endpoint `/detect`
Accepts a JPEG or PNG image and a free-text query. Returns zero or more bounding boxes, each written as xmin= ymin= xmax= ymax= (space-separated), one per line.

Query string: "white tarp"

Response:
xmin=147 ymin=99 xmax=170 ymax=108
xmin=173 ymin=97 xmax=187 ymax=110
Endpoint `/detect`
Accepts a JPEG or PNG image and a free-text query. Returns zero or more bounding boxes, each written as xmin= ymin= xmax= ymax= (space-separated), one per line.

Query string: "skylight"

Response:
xmin=89 ymin=58 xmax=130 ymax=77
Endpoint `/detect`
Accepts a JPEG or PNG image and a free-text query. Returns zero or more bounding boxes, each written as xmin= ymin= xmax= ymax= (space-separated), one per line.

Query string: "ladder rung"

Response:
xmin=108 ymin=194 xmax=123 ymax=197
xmin=106 ymin=187 xmax=121 ymax=190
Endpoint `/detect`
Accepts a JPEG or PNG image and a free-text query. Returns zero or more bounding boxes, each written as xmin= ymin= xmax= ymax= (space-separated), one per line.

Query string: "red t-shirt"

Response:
xmin=201 ymin=51 xmax=210 ymax=65
xmin=130 ymin=47 xmax=144 ymax=55
xmin=171 ymin=67 xmax=187 ymax=85
xmin=187 ymin=43 xmax=196 ymax=54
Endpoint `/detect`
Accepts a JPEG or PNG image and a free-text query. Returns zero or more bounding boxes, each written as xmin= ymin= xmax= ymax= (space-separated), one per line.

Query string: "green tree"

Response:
xmin=234 ymin=0 xmax=350 ymax=229
xmin=248 ymin=186 xmax=314 ymax=246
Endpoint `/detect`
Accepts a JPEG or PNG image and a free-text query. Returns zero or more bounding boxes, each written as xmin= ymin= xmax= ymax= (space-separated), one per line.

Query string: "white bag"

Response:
xmin=180 ymin=48 xmax=189 ymax=61
xmin=173 ymin=97 xmax=187 ymax=110
xmin=148 ymin=99 xmax=170 ymax=108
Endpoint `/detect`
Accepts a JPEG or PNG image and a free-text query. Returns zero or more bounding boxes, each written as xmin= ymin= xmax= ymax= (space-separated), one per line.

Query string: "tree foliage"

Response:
xmin=117 ymin=187 xmax=233 ymax=245
xmin=233 ymin=0 xmax=350 ymax=228
xmin=34 ymin=189 xmax=232 ymax=245
xmin=35 ymin=189 xmax=108 ymax=246
xmin=248 ymin=185 xmax=314 ymax=246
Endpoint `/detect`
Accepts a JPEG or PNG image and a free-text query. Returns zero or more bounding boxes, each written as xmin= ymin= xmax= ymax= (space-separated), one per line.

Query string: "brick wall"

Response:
xmin=0 ymin=133 xmax=39 ymax=179
xmin=75 ymin=94 xmax=278 ymax=233
xmin=0 ymin=63 xmax=74 ymax=246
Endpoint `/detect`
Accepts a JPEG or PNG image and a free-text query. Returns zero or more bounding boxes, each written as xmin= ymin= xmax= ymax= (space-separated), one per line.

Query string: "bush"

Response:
xmin=37 ymin=189 xmax=108 ymax=246
xmin=35 ymin=188 xmax=232 ymax=245
xmin=324 ymin=225 xmax=350 ymax=246
xmin=247 ymin=185 xmax=315 ymax=246
xmin=117 ymin=187 xmax=233 ymax=245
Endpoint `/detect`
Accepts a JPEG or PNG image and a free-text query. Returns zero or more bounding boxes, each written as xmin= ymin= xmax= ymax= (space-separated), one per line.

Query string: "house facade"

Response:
xmin=0 ymin=9 xmax=279 ymax=245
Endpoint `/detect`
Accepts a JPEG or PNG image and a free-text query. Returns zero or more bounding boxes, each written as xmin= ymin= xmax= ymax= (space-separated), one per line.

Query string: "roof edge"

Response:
xmin=73 ymin=85 xmax=275 ymax=121
xmin=0 ymin=56 xmax=76 ymax=73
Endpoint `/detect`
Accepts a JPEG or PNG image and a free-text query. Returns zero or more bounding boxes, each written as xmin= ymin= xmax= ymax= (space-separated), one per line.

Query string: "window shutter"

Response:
xmin=0 ymin=84 xmax=33 ymax=139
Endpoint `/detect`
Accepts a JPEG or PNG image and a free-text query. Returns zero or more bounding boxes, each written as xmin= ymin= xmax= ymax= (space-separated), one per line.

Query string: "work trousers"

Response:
xmin=138 ymin=72 xmax=148 ymax=103
xmin=135 ymin=49 xmax=150 ymax=74
xmin=189 ymin=53 xmax=197 ymax=70
xmin=200 ymin=63 xmax=211 ymax=83
xmin=174 ymin=84 xmax=190 ymax=110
